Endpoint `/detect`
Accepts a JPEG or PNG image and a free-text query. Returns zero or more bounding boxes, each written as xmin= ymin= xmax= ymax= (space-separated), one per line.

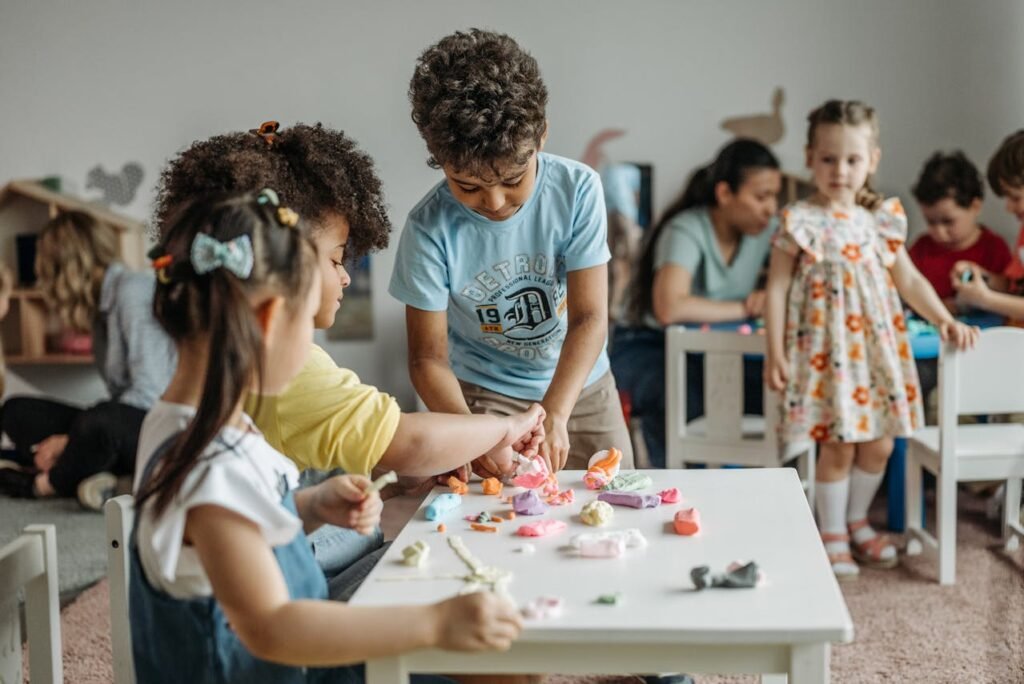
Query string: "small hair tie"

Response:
xmin=191 ymin=233 xmax=255 ymax=279
xmin=277 ymin=207 xmax=299 ymax=228
xmin=151 ymin=254 xmax=174 ymax=284
xmin=250 ymin=120 xmax=280 ymax=146
xmin=256 ymin=187 xmax=280 ymax=206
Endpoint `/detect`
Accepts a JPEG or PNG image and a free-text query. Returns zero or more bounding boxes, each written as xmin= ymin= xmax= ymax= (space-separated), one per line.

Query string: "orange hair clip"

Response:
xmin=250 ymin=120 xmax=280 ymax=146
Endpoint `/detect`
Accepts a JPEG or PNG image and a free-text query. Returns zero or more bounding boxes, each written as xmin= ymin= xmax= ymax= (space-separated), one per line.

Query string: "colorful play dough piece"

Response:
xmin=570 ymin=528 xmax=647 ymax=551
xmin=512 ymin=490 xmax=548 ymax=516
xmin=481 ymin=477 xmax=503 ymax=496
xmin=597 ymin=491 xmax=661 ymax=509
xmin=401 ymin=540 xmax=429 ymax=567
xmin=521 ymin=596 xmax=563 ymax=620
xmin=447 ymin=476 xmax=468 ymax=495
xmin=516 ymin=520 xmax=568 ymax=537
xmin=659 ymin=488 xmax=681 ymax=504
xmin=595 ymin=592 xmax=622 ymax=605
xmin=578 ymin=537 xmax=625 ymax=557
xmin=584 ymin=447 xmax=623 ymax=490
xmin=511 ymin=456 xmax=550 ymax=489
xmin=691 ymin=561 xmax=760 ymax=590
xmin=425 ymin=493 xmax=462 ymax=521
xmin=673 ymin=507 xmax=701 ymax=535
xmin=547 ymin=489 xmax=575 ymax=506
xmin=470 ymin=523 xmax=498 ymax=533
xmin=579 ymin=500 xmax=614 ymax=526
xmin=601 ymin=472 xmax=652 ymax=492
xmin=737 ymin=323 xmax=753 ymax=335
xmin=366 ymin=470 xmax=398 ymax=494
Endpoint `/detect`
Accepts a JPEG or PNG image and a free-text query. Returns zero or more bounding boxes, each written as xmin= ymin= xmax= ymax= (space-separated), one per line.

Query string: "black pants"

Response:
xmin=1 ymin=396 xmax=147 ymax=497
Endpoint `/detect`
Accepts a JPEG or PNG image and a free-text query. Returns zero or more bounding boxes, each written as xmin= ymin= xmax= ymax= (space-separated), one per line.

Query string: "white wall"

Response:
xmin=1 ymin=0 xmax=1021 ymax=408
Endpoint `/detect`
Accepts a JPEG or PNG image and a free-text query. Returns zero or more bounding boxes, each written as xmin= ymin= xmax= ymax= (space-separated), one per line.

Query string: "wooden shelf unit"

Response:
xmin=0 ymin=180 xmax=145 ymax=367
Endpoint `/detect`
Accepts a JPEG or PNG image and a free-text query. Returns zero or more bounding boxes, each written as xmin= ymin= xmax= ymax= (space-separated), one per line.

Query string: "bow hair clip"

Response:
xmin=190 ymin=233 xmax=255 ymax=279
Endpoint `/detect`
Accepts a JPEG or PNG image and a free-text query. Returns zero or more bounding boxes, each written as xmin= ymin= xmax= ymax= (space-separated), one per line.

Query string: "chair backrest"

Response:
xmin=939 ymin=327 xmax=1024 ymax=421
xmin=0 ymin=525 xmax=62 ymax=683
xmin=665 ymin=327 xmax=781 ymax=467
xmin=105 ymin=494 xmax=135 ymax=684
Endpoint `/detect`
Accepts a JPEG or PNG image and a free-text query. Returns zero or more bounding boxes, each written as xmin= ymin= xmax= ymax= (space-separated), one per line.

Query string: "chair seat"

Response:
xmin=685 ymin=415 xmax=812 ymax=462
xmin=910 ymin=424 xmax=1024 ymax=480
xmin=910 ymin=423 xmax=1024 ymax=458
xmin=686 ymin=414 xmax=765 ymax=439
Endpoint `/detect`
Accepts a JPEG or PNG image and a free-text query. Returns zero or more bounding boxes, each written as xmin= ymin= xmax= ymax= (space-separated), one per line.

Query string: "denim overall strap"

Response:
xmin=129 ymin=436 xmax=347 ymax=683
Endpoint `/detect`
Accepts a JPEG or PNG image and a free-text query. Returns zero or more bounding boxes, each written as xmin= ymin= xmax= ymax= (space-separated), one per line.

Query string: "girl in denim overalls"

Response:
xmin=131 ymin=190 xmax=523 ymax=683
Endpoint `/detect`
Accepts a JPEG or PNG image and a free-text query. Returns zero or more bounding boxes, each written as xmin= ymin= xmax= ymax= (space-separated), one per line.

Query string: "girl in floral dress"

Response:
xmin=765 ymin=100 xmax=978 ymax=580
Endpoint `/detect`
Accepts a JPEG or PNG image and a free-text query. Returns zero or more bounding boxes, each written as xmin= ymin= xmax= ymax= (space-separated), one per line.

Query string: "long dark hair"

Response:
xmin=625 ymin=138 xmax=779 ymax=325
xmin=135 ymin=191 xmax=316 ymax=519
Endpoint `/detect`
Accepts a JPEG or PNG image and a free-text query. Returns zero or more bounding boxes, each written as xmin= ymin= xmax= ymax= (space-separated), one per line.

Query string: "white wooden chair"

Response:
xmin=105 ymin=494 xmax=135 ymax=684
xmin=665 ymin=327 xmax=815 ymax=509
xmin=905 ymin=327 xmax=1024 ymax=584
xmin=0 ymin=524 xmax=62 ymax=683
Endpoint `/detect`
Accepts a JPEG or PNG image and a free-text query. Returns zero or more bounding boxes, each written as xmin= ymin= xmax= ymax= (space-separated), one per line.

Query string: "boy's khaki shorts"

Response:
xmin=459 ymin=370 xmax=635 ymax=471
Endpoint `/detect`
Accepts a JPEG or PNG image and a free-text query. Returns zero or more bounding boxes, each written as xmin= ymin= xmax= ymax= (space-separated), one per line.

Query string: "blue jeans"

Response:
xmin=309 ymin=524 xmax=385 ymax=579
xmin=299 ymin=469 xmax=387 ymax=599
xmin=610 ymin=326 xmax=765 ymax=468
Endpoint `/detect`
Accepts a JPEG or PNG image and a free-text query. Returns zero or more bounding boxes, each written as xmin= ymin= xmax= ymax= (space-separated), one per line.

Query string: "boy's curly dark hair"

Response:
xmin=409 ymin=29 xmax=548 ymax=175
xmin=987 ymin=129 xmax=1024 ymax=197
xmin=912 ymin=151 xmax=984 ymax=208
xmin=153 ymin=122 xmax=391 ymax=260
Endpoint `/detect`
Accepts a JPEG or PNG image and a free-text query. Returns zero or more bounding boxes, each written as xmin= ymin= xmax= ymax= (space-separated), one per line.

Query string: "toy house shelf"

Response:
xmin=2 ymin=289 xmax=94 ymax=365
xmin=0 ymin=179 xmax=146 ymax=367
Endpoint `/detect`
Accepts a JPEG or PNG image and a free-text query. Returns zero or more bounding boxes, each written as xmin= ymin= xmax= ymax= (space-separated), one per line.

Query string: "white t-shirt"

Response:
xmin=133 ymin=401 xmax=302 ymax=599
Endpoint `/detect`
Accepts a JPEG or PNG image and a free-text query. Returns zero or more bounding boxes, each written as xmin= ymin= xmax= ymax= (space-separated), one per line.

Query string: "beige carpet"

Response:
xmin=35 ymin=489 xmax=1024 ymax=683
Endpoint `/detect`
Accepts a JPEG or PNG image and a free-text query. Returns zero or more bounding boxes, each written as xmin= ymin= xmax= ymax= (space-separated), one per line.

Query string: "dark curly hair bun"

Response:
xmin=154 ymin=122 xmax=391 ymax=261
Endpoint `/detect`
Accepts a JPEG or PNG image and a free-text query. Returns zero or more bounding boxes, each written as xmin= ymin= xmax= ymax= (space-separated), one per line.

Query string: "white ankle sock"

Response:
xmin=847 ymin=466 xmax=894 ymax=559
xmin=816 ymin=478 xmax=850 ymax=541
xmin=816 ymin=478 xmax=859 ymax=575
xmin=847 ymin=466 xmax=884 ymax=523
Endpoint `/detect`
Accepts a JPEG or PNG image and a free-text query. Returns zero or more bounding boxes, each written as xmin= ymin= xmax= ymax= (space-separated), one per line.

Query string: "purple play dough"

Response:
xmin=512 ymin=490 xmax=549 ymax=516
xmin=597 ymin=491 xmax=661 ymax=509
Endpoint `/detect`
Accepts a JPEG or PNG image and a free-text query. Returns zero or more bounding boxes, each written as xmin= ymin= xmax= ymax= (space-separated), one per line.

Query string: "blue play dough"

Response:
xmin=425 ymin=493 xmax=462 ymax=521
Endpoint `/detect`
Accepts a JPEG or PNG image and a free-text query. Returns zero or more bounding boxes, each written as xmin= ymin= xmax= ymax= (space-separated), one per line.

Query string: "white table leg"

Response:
xmin=366 ymin=657 xmax=409 ymax=684
xmin=789 ymin=642 xmax=829 ymax=684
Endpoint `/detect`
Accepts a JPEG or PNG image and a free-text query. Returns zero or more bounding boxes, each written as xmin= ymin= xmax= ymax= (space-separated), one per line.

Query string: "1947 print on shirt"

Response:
xmin=459 ymin=252 xmax=568 ymax=360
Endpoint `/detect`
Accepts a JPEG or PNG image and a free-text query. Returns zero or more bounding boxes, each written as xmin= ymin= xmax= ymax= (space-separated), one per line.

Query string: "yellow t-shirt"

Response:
xmin=245 ymin=344 xmax=401 ymax=475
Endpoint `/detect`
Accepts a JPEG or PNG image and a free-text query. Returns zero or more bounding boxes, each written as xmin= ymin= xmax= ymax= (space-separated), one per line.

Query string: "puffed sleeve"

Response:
xmin=772 ymin=202 xmax=822 ymax=262
xmin=874 ymin=197 xmax=908 ymax=267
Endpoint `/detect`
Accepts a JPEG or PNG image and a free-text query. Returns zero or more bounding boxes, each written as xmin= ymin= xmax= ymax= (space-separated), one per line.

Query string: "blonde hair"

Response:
xmin=806 ymin=99 xmax=883 ymax=210
xmin=35 ymin=211 xmax=120 ymax=332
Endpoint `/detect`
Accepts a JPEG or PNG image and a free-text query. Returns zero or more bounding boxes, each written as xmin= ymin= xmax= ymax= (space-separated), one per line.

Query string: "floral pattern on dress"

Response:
xmin=773 ymin=197 xmax=923 ymax=443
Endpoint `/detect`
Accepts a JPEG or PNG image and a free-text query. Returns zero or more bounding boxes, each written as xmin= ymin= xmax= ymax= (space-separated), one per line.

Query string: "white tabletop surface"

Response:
xmin=350 ymin=467 xmax=853 ymax=646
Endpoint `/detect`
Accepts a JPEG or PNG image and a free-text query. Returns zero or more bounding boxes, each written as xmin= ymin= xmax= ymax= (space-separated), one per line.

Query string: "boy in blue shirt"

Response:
xmin=390 ymin=29 xmax=634 ymax=475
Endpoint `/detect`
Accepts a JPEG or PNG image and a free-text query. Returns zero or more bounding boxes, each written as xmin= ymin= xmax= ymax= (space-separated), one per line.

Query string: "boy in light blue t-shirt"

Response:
xmin=390 ymin=29 xmax=634 ymax=476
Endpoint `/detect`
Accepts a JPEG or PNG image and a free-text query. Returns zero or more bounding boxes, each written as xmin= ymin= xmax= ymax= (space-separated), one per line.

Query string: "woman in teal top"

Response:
xmin=610 ymin=139 xmax=782 ymax=467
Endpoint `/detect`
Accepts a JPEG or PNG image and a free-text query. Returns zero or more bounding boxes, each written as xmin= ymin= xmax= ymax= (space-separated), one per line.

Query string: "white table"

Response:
xmin=350 ymin=468 xmax=853 ymax=683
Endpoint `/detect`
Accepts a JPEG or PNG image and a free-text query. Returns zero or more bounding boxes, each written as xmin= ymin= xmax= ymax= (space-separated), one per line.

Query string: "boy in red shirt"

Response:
xmin=909 ymin=151 xmax=1011 ymax=313
xmin=909 ymin=151 xmax=1011 ymax=420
